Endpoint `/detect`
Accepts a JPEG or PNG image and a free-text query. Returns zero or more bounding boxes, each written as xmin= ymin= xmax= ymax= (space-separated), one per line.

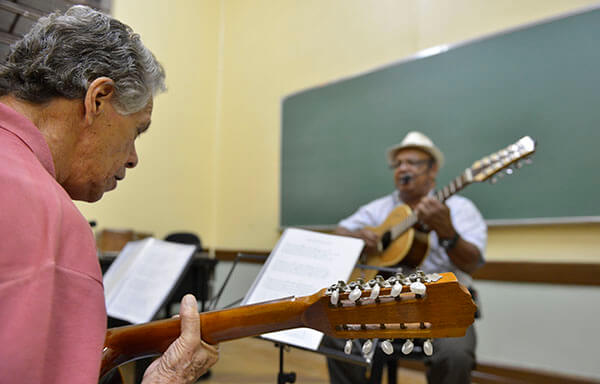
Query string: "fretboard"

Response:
xmin=390 ymin=171 xmax=470 ymax=238
xmin=433 ymin=172 xmax=469 ymax=202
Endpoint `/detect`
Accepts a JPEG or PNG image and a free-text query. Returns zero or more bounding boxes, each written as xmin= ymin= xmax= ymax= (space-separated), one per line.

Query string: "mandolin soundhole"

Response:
xmin=380 ymin=231 xmax=392 ymax=250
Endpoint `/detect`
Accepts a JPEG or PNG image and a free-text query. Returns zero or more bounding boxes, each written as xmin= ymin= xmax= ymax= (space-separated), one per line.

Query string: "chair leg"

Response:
xmin=387 ymin=359 xmax=398 ymax=384
xmin=368 ymin=356 xmax=385 ymax=384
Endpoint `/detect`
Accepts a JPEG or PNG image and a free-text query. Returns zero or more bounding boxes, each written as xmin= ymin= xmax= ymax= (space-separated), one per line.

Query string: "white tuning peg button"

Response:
xmin=424 ymin=339 xmax=434 ymax=356
xmin=362 ymin=339 xmax=373 ymax=355
xmin=349 ymin=286 xmax=362 ymax=302
xmin=330 ymin=289 xmax=339 ymax=306
xmin=344 ymin=339 xmax=352 ymax=355
xmin=410 ymin=281 xmax=426 ymax=295
xmin=381 ymin=339 xmax=394 ymax=355
xmin=369 ymin=284 xmax=380 ymax=300
xmin=401 ymin=339 xmax=414 ymax=355
xmin=391 ymin=281 xmax=402 ymax=297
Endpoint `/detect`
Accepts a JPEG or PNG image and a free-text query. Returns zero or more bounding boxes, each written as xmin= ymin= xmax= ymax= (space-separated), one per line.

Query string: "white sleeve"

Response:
xmin=338 ymin=195 xmax=395 ymax=231
xmin=449 ymin=197 xmax=488 ymax=263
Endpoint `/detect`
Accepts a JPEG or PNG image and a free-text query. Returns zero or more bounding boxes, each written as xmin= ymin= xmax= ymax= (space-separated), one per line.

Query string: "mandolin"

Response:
xmin=100 ymin=271 xmax=476 ymax=383
xmin=352 ymin=136 xmax=537 ymax=281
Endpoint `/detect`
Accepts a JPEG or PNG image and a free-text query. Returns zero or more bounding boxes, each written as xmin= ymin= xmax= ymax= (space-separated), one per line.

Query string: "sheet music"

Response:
xmin=103 ymin=238 xmax=195 ymax=324
xmin=243 ymin=228 xmax=364 ymax=350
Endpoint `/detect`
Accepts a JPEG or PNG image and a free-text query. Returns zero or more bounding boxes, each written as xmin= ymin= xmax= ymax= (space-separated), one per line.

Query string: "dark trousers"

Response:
xmin=324 ymin=325 xmax=477 ymax=384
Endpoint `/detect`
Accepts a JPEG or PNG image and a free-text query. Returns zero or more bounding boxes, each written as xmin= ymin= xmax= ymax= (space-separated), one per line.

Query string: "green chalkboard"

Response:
xmin=281 ymin=7 xmax=600 ymax=227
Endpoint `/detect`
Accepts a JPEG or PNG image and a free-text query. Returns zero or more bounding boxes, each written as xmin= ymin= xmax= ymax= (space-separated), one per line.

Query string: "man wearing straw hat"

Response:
xmin=326 ymin=131 xmax=487 ymax=384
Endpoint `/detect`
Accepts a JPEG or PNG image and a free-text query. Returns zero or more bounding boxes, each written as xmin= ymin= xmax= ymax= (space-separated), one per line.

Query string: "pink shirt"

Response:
xmin=0 ymin=102 xmax=107 ymax=383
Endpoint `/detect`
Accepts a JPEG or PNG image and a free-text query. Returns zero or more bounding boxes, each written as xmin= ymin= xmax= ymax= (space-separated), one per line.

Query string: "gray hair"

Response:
xmin=0 ymin=5 xmax=165 ymax=114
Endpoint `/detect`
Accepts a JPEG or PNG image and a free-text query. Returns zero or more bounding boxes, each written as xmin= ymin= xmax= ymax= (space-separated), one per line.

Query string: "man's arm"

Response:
xmin=415 ymin=197 xmax=482 ymax=274
xmin=334 ymin=226 xmax=379 ymax=254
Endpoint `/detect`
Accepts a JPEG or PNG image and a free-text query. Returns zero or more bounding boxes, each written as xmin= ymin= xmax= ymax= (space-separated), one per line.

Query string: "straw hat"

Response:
xmin=386 ymin=131 xmax=445 ymax=168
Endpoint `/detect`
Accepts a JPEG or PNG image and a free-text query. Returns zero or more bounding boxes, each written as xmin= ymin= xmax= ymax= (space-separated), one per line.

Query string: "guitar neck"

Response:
xmin=100 ymin=272 xmax=478 ymax=382
xmin=433 ymin=171 xmax=471 ymax=202
xmin=101 ymin=295 xmax=314 ymax=378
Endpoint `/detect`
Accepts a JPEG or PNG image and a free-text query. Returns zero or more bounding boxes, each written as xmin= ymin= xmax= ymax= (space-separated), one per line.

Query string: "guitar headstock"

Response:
xmin=467 ymin=136 xmax=536 ymax=183
xmin=304 ymin=272 xmax=476 ymax=340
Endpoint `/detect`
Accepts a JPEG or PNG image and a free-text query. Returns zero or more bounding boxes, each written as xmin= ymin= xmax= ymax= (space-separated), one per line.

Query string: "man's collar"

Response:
xmin=393 ymin=188 xmax=436 ymax=205
xmin=0 ymin=102 xmax=56 ymax=177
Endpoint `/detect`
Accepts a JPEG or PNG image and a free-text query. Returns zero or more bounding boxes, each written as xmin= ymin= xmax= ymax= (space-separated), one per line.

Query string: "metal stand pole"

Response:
xmin=276 ymin=344 xmax=296 ymax=384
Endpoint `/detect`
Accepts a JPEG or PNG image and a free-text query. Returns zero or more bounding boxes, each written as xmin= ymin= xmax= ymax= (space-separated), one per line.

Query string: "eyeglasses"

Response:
xmin=389 ymin=158 xmax=433 ymax=170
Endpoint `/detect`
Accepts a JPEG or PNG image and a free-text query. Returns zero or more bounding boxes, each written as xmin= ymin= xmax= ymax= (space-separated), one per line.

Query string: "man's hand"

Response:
xmin=335 ymin=226 xmax=379 ymax=254
xmin=414 ymin=197 xmax=456 ymax=238
xmin=142 ymin=294 xmax=219 ymax=384
xmin=415 ymin=197 xmax=482 ymax=274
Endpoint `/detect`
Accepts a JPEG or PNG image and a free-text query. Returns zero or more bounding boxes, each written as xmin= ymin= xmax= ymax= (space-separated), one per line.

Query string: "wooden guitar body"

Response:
xmin=351 ymin=204 xmax=430 ymax=281
xmin=366 ymin=204 xmax=415 ymax=266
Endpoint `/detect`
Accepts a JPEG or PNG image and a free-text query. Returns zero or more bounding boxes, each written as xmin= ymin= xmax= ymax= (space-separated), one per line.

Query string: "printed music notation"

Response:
xmin=243 ymin=228 xmax=363 ymax=350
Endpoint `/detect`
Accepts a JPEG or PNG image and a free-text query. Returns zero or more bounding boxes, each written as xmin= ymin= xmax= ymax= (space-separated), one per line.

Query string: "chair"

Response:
xmin=164 ymin=232 xmax=202 ymax=249
xmin=368 ymin=339 xmax=428 ymax=384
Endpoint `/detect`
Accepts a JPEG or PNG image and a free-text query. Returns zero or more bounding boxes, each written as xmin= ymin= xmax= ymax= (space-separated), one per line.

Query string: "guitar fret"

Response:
xmin=434 ymin=176 xmax=467 ymax=204
xmin=391 ymin=213 xmax=417 ymax=237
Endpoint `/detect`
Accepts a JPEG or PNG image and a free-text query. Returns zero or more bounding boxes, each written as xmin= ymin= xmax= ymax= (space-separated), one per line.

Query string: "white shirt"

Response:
xmin=338 ymin=190 xmax=487 ymax=287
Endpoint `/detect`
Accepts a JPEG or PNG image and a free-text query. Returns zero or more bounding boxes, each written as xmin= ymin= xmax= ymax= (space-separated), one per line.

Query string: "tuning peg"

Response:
xmin=381 ymin=339 xmax=394 ymax=355
xmin=375 ymin=275 xmax=389 ymax=287
xmin=525 ymin=158 xmax=533 ymax=165
xmin=368 ymin=283 xmax=380 ymax=300
xmin=401 ymin=339 xmax=414 ymax=355
xmin=391 ymin=281 xmax=402 ymax=297
xmin=410 ymin=281 xmax=426 ymax=295
xmin=349 ymin=286 xmax=362 ymax=302
xmin=515 ymin=161 xmax=523 ymax=169
xmin=330 ymin=289 xmax=339 ymax=306
xmin=344 ymin=339 xmax=353 ymax=355
xmin=394 ymin=271 xmax=406 ymax=281
xmin=424 ymin=339 xmax=434 ymax=356
xmin=489 ymin=177 xmax=498 ymax=184
xmin=425 ymin=272 xmax=443 ymax=282
xmin=505 ymin=167 xmax=513 ymax=175
xmin=362 ymin=339 xmax=374 ymax=355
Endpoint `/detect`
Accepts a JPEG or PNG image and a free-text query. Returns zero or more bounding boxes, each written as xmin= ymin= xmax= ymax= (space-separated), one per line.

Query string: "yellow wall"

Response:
xmin=78 ymin=0 xmax=222 ymax=243
xmin=78 ymin=0 xmax=600 ymax=263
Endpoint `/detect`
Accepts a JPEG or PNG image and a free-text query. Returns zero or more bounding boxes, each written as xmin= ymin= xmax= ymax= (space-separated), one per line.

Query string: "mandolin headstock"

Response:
xmin=303 ymin=272 xmax=476 ymax=340
xmin=467 ymin=136 xmax=536 ymax=184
